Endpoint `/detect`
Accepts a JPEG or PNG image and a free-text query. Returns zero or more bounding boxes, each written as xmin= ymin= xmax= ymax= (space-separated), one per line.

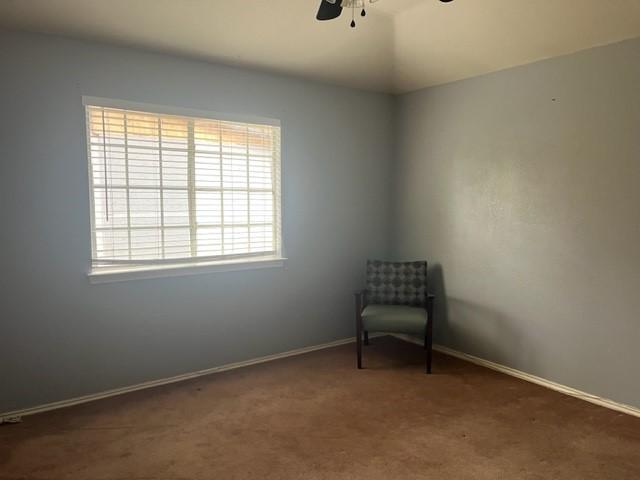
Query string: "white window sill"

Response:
xmin=88 ymin=256 xmax=287 ymax=284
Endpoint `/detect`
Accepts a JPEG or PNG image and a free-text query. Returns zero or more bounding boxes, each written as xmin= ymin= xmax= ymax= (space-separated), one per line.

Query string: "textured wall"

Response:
xmin=0 ymin=30 xmax=394 ymax=412
xmin=393 ymin=38 xmax=640 ymax=407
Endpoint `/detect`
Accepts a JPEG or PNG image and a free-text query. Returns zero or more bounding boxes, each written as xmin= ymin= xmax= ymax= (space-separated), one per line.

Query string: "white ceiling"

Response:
xmin=374 ymin=0 xmax=425 ymax=16
xmin=1 ymin=0 xmax=640 ymax=94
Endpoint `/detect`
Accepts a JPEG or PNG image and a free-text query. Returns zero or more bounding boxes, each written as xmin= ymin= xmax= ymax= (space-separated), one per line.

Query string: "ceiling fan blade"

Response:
xmin=317 ymin=0 xmax=343 ymax=21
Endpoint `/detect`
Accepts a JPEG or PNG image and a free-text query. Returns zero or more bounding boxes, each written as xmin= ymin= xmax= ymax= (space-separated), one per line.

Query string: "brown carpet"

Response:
xmin=1 ymin=336 xmax=639 ymax=480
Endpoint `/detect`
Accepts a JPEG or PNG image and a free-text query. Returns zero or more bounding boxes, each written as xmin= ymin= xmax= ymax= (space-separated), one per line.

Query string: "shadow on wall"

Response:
xmin=428 ymin=264 xmax=527 ymax=370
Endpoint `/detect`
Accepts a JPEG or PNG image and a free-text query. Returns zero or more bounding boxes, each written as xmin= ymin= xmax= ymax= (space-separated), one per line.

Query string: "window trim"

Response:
xmin=88 ymin=255 xmax=287 ymax=284
xmin=82 ymin=96 xmax=284 ymax=282
xmin=82 ymin=96 xmax=281 ymax=127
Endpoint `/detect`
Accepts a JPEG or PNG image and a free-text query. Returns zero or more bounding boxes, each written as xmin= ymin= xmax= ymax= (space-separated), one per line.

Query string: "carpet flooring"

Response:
xmin=1 ymin=336 xmax=639 ymax=480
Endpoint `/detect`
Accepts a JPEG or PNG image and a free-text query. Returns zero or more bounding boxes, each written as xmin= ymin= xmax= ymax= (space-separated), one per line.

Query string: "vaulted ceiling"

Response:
xmin=1 ymin=0 xmax=640 ymax=93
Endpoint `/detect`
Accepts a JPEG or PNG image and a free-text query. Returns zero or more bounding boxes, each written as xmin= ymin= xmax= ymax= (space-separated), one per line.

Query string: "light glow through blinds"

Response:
xmin=86 ymin=105 xmax=281 ymax=269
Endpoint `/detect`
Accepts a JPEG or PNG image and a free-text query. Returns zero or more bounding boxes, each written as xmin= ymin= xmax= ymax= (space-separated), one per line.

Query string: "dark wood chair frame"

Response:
xmin=354 ymin=291 xmax=435 ymax=373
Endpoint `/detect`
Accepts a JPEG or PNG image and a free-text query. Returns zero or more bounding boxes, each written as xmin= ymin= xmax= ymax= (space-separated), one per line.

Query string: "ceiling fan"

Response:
xmin=317 ymin=0 xmax=454 ymax=28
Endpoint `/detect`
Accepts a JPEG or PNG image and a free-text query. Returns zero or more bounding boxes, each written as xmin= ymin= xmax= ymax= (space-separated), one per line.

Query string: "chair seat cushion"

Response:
xmin=362 ymin=304 xmax=426 ymax=335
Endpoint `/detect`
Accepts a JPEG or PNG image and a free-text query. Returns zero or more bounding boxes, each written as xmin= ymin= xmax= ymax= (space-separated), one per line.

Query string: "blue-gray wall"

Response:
xmin=393 ymin=38 xmax=640 ymax=408
xmin=3 ymin=29 xmax=639 ymax=414
xmin=0 ymin=30 xmax=394 ymax=412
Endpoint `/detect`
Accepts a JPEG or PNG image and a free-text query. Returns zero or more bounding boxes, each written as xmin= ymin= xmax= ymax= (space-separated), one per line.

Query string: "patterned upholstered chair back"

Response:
xmin=366 ymin=260 xmax=427 ymax=307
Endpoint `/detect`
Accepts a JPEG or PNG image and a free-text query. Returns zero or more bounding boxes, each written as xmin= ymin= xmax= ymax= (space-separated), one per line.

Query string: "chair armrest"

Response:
xmin=424 ymin=293 xmax=435 ymax=307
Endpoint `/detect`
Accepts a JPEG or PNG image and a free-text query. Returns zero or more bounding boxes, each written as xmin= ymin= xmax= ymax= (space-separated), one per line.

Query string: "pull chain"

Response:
xmin=351 ymin=4 xmax=356 ymax=27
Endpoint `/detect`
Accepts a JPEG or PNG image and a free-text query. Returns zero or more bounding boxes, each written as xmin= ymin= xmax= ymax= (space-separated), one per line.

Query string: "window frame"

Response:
xmin=83 ymin=96 xmax=285 ymax=284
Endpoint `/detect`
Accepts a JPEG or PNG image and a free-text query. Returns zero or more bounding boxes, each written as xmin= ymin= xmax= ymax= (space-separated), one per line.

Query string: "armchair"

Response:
xmin=355 ymin=260 xmax=435 ymax=373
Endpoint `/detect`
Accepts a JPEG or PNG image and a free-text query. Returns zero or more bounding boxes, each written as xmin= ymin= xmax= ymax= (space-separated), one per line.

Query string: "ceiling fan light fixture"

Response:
xmin=317 ymin=0 xmax=453 ymax=27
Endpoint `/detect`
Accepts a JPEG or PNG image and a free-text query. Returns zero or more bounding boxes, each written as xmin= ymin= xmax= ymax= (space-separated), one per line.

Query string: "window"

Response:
xmin=85 ymin=98 xmax=282 ymax=281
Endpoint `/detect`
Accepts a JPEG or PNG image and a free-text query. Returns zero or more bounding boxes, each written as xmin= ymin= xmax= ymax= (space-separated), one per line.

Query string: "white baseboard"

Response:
xmin=392 ymin=334 xmax=640 ymax=418
xmin=4 ymin=334 xmax=637 ymax=422
xmin=0 ymin=335 xmax=368 ymax=422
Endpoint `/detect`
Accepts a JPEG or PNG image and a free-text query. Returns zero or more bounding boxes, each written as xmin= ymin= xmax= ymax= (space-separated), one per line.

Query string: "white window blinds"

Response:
xmin=86 ymin=103 xmax=282 ymax=270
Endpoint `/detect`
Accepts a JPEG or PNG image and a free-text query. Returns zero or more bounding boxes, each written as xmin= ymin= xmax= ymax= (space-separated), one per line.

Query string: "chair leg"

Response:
xmin=425 ymin=328 xmax=433 ymax=374
xmin=426 ymin=296 xmax=434 ymax=374
xmin=357 ymin=329 xmax=363 ymax=369
xmin=355 ymin=294 xmax=363 ymax=369
xmin=364 ymin=331 xmax=369 ymax=346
